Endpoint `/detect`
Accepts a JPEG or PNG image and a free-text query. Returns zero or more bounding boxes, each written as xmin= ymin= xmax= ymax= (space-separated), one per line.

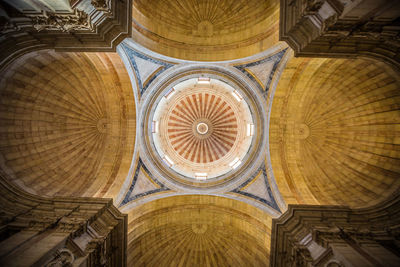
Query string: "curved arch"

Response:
xmin=270 ymin=56 xmax=400 ymax=208
xmin=127 ymin=194 xmax=272 ymax=266
xmin=0 ymin=50 xmax=136 ymax=198
xmin=131 ymin=0 xmax=279 ymax=61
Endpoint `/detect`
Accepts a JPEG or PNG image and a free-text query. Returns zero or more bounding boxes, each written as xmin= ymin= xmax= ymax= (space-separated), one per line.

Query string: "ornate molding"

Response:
xmin=280 ymin=0 xmax=400 ymax=70
xmin=0 ymin=0 xmax=131 ymax=70
xmin=31 ymin=9 xmax=93 ymax=32
xmin=0 ymin=173 xmax=127 ymax=266
xmin=270 ymin=193 xmax=400 ymax=266
xmin=45 ymin=248 xmax=75 ymax=267
xmin=91 ymin=0 xmax=112 ymax=14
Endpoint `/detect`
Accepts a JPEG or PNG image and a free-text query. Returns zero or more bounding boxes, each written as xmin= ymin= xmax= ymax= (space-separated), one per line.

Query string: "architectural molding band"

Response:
xmin=0 ymin=0 xmax=132 ymax=71
xmin=270 ymin=192 xmax=400 ymax=266
xmin=280 ymin=0 xmax=400 ymax=71
xmin=0 ymin=171 xmax=127 ymax=266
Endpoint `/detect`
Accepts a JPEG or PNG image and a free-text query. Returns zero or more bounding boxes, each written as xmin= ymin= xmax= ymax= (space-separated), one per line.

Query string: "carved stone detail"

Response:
xmin=322 ymin=14 xmax=337 ymax=31
xmin=0 ymin=176 xmax=127 ymax=266
xmin=86 ymin=237 xmax=108 ymax=266
xmin=0 ymin=0 xmax=131 ymax=70
xmin=304 ymin=0 xmax=324 ymax=15
xmin=45 ymin=248 xmax=75 ymax=267
xmin=270 ymin=194 xmax=400 ymax=266
xmin=91 ymin=0 xmax=112 ymax=14
xmin=280 ymin=0 xmax=400 ymax=70
xmin=31 ymin=9 xmax=93 ymax=32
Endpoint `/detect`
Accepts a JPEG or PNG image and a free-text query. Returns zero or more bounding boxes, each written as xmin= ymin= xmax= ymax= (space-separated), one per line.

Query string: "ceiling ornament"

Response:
xmin=230 ymin=164 xmax=281 ymax=213
xmin=167 ymin=92 xmax=238 ymax=163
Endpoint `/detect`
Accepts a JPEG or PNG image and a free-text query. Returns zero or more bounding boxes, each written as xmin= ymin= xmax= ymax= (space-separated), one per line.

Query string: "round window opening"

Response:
xmin=151 ymin=77 xmax=254 ymax=180
xmin=196 ymin=122 xmax=209 ymax=135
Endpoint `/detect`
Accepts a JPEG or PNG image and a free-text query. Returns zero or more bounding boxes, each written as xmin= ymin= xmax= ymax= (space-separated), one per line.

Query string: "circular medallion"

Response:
xmin=196 ymin=122 xmax=209 ymax=135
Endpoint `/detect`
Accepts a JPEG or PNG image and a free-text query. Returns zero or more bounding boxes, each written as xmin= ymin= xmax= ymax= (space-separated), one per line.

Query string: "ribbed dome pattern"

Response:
xmin=152 ymin=78 xmax=253 ymax=180
xmin=167 ymin=92 xmax=238 ymax=163
xmin=0 ymin=50 xmax=135 ymax=197
xmin=270 ymin=57 xmax=400 ymax=208
xmin=132 ymin=0 xmax=279 ymax=60
xmin=127 ymin=195 xmax=272 ymax=266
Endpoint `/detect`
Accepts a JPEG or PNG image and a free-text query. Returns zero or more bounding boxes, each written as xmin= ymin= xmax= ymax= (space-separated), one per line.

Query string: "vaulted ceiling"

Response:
xmin=0 ymin=1 xmax=399 ymax=266
xmin=0 ymin=50 xmax=135 ymax=198
xmin=126 ymin=195 xmax=272 ymax=266
xmin=270 ymin=56 xmax=400 ymax=208
xmin=131 ymin=0 xmax=280 ymax=61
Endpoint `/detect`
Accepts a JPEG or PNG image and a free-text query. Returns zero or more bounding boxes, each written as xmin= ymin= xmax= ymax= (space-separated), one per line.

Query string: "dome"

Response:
xmin=166 ymin=92 xmax=238 ymax=163
xmin=130 ymin=55 xmax=268 ymax=190
xmin=131 ymin=0 xmax=280 ymax=61
xmin=1 ymin=2 xmax=400 ymax=266
xmin=152 ymin=78 xmax=253 ymax=179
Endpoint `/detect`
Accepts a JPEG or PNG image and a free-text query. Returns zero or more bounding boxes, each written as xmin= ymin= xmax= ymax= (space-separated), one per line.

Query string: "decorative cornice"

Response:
xmin=270 ymin=192 xmax=400 ymax=266
xmin=0 ymin=170 xmax=127 ymax=266
xmin=280 ymin=0 xmax=400 ymax=70
xmin=0 ymin=0 xmax=132 ymax=70
xmin=31 ymin=9 xmax=93 ymax=32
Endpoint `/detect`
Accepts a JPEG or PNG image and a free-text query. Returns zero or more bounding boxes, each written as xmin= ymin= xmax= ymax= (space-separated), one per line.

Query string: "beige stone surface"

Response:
xmin=270 ymin=56 xmax=400 ymax=208
xmin=132 ymin=0 xmax=280 ymax=61
xmin=127 ymin=195 xmax=272 ymax=266
xmin=0 ymin=2 xmax=399 ymax=265
xmin=0 ymin=50 xmax=135 ymax=198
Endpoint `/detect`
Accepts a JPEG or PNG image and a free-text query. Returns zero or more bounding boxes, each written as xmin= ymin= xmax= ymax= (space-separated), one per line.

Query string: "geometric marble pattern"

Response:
xmin=121 ymin=43 xmax=174 ymax=96
xmin=234 ymin=48 xmax=287 ymax=93
xmin=120 ymin=158 xmax=169 ymax=206
xmin=231 ymin=165 xmax=281 ymax=212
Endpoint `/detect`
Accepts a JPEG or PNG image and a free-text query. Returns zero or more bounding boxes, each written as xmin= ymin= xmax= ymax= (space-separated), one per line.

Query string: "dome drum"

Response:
xmin=138 ymin=66 xmax=268 ymax=190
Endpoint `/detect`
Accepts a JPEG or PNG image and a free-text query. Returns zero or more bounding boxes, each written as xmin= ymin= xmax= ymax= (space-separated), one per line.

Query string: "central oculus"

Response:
xmin=151 ymin=77 xmax=254 ymax=179
xmin=196 ymin=122 xmax=209 ymax=135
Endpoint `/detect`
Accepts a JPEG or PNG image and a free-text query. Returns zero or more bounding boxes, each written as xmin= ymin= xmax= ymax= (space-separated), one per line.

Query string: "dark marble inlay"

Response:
xmin=121 ymin=43 xmax=174 ymax=96
xmin=234 ymin=48 xmax=287 ymax=94
xmin=231 ymin=164 xmax=281 ymax=213
xmin=120 ymin=158 xmax=170 ymax=206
